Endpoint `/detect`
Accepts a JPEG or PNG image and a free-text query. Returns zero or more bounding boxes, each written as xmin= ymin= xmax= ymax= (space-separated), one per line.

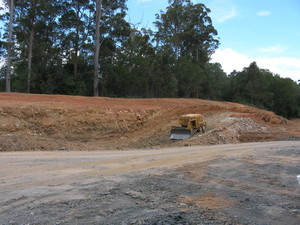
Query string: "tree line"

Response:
xmin=0 ymin=0 xmax=299 ymax=118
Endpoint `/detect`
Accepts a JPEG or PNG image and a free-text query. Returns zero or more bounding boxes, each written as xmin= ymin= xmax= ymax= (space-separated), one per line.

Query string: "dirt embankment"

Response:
xmin=0 ymin=92 xmax=299 ymax=151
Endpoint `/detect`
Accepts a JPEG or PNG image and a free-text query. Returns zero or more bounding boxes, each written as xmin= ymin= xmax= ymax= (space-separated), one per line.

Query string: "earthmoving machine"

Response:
xmin=170 ymin=114 xmax=206 ymax=140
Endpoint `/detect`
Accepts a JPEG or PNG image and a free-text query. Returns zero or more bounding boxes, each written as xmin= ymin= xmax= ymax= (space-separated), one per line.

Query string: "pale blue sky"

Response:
xmin=127 ymin=0 xmax=300 ymax=81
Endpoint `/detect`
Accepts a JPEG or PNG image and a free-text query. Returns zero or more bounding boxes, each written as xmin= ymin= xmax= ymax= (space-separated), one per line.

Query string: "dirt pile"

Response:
xmin=0 ymin=92 xmax=299 ymax=151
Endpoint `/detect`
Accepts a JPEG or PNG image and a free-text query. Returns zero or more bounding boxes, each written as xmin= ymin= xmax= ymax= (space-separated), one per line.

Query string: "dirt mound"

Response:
xmin=0 ymin=93 xmax=299 ymax=151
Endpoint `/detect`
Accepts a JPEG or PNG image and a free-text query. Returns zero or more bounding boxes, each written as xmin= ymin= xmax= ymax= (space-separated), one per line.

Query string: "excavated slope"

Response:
xmin=0 ymin=92 xmax=299 ymax=151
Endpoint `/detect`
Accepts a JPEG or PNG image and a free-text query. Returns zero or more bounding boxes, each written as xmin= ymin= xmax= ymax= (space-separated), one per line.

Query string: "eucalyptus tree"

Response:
xmin=246 ymin=61 xmax=260 ymax=105
xmin=15 ymin=0 xmax=38 ymax=93
xmin=154 ymin=0 xmax=219 ymax=63
xmin=13 ymin=0 xmax=61 ymax=93
xmin=93 ymin=0 xmax=102 ymax=96
xmin=59 ymin=0 xmax=93 ymax=78
xmin=153 ymin=0 xmax=220 ymax=98
xmin=109 ymin=27 xmax=155 ymax=97
xmin=92 ymin=0 xmax=128 ymax=96
xmin=4 ymin=0 xmax=14 ymax=92
xmin=204 ymin=63 xmax=228 ymax=100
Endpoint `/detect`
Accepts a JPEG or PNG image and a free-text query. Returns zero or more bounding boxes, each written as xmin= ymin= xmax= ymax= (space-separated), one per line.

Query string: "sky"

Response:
xmin=127 ymin=0 xmax=300 ymax=82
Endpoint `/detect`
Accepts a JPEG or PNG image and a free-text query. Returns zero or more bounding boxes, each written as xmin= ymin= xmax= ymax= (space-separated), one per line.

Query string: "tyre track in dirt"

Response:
xmin=0 ymin=141 xmax=282 ymax=191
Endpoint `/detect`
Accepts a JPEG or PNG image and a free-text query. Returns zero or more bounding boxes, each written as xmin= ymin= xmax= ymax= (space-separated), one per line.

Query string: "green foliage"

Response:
xmin=154 ymin=0 xmax=219 ymax=62
xmin=0 ymin=1 xmax=299 ymax=118
xmin=204 ymin=63 xmax=229 ymax=100
xmin=227 ymin=62 xmax=300 ymax=118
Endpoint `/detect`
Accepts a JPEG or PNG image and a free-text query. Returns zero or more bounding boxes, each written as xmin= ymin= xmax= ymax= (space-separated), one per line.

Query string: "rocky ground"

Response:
xmin=0 ymin=142 xmax=299 ymax=225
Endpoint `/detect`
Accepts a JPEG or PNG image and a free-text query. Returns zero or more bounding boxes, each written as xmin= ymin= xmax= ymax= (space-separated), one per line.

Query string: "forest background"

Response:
xmin=0 ymin=0 xmax=299 ymax=118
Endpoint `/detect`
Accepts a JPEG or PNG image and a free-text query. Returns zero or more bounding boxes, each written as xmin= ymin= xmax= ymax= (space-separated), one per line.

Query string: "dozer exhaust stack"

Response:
xmin=170 ymin=127 xmax=193 ymax=140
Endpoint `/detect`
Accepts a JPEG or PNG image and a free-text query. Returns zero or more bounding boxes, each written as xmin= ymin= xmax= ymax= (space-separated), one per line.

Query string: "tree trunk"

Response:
xmin=74 ymin=1 xmax=80 ymax=78
xmin=93 ymin=0 xmax=102 ymax=97
xmin=196 ymin=44 xmax=199 ymax=62
xmin=27 ymin=27 xmax=34 ymax=93
xmin=73 ymin=41 xmax=78 ymax=79
xmin=6 ymin=0 xmax=14 ymax=92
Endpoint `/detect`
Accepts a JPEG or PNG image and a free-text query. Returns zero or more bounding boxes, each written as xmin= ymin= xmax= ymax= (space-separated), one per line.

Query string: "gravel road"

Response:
xmin=1 ymin=141 xmax=300 ymax=224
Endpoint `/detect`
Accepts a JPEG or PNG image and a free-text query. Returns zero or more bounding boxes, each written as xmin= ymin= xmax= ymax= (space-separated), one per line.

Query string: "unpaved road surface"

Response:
xmin=1 ymin=141 xmax=300 ymax=224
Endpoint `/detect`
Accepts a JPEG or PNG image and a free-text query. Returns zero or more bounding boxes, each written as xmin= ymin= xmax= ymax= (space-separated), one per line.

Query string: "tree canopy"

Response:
xmin=0 ymin=0 xmax=299 ymax=118
xmin=155 ymin=0 xmax=219 ymax=63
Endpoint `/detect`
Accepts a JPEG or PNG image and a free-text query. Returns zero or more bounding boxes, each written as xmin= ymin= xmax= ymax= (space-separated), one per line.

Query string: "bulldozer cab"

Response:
xmin=179 ymin=114 xmax=204 ymax=129
xmin=190 ymin=119 xmax=196 ymax=128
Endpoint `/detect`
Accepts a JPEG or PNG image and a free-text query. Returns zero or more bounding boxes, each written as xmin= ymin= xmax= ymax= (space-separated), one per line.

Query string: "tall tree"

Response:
xmin=14 ymin=0 xmax=37 ymax=93
xmin=115 ymin=27 xmax=155 ymax=97
xmin=246 ymin=61 xmax=260 ymax=105
xmin=93 ymin=0 xmax=128 ymax=97
xmin=93 ymin=0 xmax=102 ymax=97
xmin=153 ymin=0 xmax=220 ymax=99
xmin=59 ymin=0 xmax=92 ymax=78
xmin=154 ymin=0 xmax=219 ymax=63
xmin=5 ymin=0 xmax=13 ymax=92
xmin=25 ymin=0 xmax=37 ymax=93
xmin=205 ymin=63 xmax=228 ymax=100
xmin=12 ymin=0 xmax=61 ymax=93
xmin=13 ymin=0 xmax=60 ymax=93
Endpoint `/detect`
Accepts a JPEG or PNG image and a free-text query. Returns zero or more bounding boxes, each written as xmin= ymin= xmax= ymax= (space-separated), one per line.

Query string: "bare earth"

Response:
xmin=1 ymin=142 xmax=300 ymax=224
xmin=0 ymin=93 xmax=300 ymax=224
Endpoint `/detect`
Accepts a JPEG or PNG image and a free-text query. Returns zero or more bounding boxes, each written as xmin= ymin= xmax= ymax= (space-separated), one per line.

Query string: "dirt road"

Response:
xmin=1 ymin=141 xmax=299 ymax=224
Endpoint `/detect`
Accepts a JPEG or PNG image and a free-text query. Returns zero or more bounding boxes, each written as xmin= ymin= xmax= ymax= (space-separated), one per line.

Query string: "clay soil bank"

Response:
xmin=0 ymin=92 xmax=300 ymax=151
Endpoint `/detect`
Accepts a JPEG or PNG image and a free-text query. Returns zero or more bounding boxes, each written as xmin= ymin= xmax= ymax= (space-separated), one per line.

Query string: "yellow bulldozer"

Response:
xmin=170 ymin=114 xmax=206 ymax=140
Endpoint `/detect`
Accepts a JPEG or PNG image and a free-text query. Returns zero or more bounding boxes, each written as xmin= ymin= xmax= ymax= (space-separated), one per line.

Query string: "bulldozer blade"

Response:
xmin=170 ymin=128 xmax=193 ymax=140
